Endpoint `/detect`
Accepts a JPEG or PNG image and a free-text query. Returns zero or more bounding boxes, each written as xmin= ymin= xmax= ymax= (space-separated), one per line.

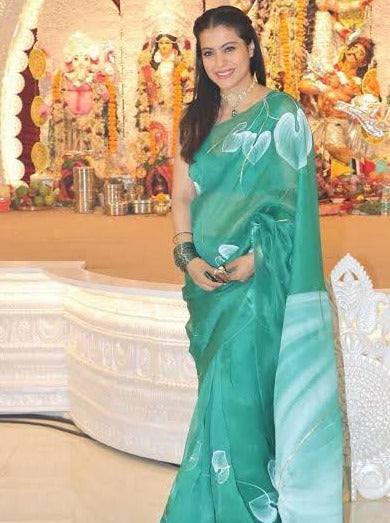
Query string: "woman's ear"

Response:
xmin=249 ymin=41 xmax=255 ymax=58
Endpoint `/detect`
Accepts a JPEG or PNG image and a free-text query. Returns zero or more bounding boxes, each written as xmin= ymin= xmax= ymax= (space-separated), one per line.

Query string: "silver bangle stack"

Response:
xmin=173 ymin=241 xmax=199 ymax=272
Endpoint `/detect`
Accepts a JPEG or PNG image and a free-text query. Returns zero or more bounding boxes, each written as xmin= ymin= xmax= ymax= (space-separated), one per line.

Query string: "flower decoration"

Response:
xmin=152 ymin=192 xmax=170 ymax=203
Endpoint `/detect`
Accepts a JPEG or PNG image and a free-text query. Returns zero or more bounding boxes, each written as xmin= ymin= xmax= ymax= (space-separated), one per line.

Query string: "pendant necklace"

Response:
xmin=220 ymin=76 xmax=256 ymax=117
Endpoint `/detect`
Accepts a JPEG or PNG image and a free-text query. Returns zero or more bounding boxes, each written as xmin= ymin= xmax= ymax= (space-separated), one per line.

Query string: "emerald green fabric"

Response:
xmin=161 ymin=91 xmax=343 ymax=522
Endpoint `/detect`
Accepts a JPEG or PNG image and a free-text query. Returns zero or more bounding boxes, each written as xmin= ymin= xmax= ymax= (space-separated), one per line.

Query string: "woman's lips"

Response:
xmin=215 ymin=69 xmax=234 ymax=79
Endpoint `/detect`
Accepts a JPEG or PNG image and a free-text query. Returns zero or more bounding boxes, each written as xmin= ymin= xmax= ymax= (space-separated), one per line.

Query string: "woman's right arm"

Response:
xmin=172 ymin=150 xmax=225 ymax=291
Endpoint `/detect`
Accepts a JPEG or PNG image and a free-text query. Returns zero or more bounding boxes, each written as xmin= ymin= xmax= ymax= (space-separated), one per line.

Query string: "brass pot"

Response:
xmin=153 ymin=201 xmax=170 ymax=216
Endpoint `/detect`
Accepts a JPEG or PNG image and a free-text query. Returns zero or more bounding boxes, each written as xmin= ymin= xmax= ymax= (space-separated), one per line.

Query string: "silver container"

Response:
xmin=104 ymin=202 xmax=129 ymax=216
xmin=73 ymin=166 xmax=95 ymax=189
xmin=103 ymin=181 xmax=124 ymax=204
xmin=74 ymin=199 xmax=95 ymax=214
xmin=74 ymin=166 xmax=96 ymax=213
xmin=129 ymin=199 xmax=154 ymax=214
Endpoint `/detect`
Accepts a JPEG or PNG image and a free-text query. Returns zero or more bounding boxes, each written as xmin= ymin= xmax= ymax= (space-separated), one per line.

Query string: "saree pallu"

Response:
xmin=161 ymin=91 xmax=343 ymax=523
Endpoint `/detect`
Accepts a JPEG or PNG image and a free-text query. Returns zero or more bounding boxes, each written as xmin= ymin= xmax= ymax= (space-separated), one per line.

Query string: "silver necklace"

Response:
xmin=220 ymin=76 xmax=256 ymax=117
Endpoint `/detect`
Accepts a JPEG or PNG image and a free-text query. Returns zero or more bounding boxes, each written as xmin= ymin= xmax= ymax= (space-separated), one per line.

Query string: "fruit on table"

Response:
xmin=38 ymin=184 xmax=49 ymax=197
xmin=44 ymin=194 xmax=55 ymax=206
xmin=13 ymin=178 xmax=57 ymax=208
xmin=15 ymin=185 xmax=28 ymax=198
xmin=33 ymin=195 xmax=44 ymax=206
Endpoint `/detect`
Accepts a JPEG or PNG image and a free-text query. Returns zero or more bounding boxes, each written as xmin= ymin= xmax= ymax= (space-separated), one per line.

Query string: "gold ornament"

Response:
xmin=362 ymin=68 xmax=380 ymax=98
xmin=30 ymin=96 xmax=47 ymax=127
xmin=28 ymin=48 xmax=47 ymax=80
xmin=31 ymin=142 xmax=49 ymax=172
xmin=338 ymin=8 xmax=366 ymax=30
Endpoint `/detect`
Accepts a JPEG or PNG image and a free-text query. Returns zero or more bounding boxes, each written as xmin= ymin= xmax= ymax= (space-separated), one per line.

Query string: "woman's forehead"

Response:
xmin=199 ymin=25 xmax=240 ymax=48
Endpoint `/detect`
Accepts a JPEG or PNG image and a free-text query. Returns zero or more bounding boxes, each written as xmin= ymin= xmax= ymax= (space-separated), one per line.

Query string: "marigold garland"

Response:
xmin=105 ymin=77 xmax=117 ymax=154
xmin=52 ymin=72 xmax=62 ymax=103
xmin=171 ymin=62 xmax=184 ymax=158
xmin=295 ymin=0 xmax=308 ymax=96
xmin=280 ymin=12 xmax=294 ymax=97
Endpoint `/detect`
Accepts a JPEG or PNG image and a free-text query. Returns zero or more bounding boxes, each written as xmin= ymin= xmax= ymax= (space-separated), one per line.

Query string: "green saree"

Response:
xmin=161 ymin=91 xmax=343 ymax=522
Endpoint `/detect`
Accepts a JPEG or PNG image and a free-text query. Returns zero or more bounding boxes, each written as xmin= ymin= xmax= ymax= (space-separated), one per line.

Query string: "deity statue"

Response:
xmin=297 ymin=0 xmax=378 ymax=163
xmin=135 ymin=31 xmax=194 ymax=196
xmin=42 ymin=33 xmax=118 ymax=199
xmin=299 ymin=37 xmax=375 ymax=119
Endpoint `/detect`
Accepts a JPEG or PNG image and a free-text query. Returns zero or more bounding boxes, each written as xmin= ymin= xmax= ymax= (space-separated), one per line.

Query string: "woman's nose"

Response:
xmin=214 ymin=52 xmax=226 ymax=68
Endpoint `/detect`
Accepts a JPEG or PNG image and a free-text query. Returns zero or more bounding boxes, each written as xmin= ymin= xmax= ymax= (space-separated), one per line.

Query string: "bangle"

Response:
xmin=173 ymin=241 xmax=199 ymax=271
xmin=173 ymin=231 xmax=193 ymax=244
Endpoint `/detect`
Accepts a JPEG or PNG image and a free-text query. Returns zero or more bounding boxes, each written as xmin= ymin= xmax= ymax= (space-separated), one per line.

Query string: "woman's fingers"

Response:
xmin=225 ymin=254 xmax=254 ymax=282
xmin=187 ymin=258 xmax=224 ymax=291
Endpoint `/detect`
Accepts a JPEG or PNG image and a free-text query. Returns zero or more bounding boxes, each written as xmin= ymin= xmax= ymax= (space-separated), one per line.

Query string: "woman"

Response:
xmin=162 ymin=6 xmax=342 ymax=522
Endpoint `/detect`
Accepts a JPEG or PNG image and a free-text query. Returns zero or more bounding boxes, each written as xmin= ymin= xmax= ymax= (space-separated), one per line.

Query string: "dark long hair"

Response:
xmin=180 ymin=6 xmax=266 ymax=163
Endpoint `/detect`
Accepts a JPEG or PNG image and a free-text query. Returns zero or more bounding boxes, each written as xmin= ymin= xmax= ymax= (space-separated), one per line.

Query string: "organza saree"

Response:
xmin=161 ymin=91 xmax=343 ymax=522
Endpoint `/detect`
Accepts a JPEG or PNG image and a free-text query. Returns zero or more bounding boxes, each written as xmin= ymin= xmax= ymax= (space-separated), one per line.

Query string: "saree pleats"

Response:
xmin=161 ymin=91 xmax=342 ymax=522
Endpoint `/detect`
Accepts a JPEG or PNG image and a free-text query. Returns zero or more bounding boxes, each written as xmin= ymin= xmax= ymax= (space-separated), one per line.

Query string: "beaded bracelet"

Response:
xmin=173 ymin=241 xmax=199 ymax=272
xmin=172 ymin=231 xmax=193 ymax=244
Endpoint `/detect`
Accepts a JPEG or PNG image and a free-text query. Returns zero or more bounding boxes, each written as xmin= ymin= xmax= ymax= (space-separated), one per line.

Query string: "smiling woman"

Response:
xmin=161 ymin=5 xmax=343 ymax=523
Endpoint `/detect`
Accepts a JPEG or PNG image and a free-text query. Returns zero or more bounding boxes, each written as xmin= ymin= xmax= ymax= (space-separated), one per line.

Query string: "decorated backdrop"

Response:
xmin=0 ymin=0 xmax=389 ymax=212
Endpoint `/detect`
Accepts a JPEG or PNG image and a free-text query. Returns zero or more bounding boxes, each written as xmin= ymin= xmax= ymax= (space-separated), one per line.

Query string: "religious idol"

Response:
xmin=134 ymin=2 xmax=194 ymax=196
xmin=39 ymin=32 xmax=118 ymax=199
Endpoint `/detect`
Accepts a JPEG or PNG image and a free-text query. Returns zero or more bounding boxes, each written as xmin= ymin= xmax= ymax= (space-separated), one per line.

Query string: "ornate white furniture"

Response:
xmin=63 ymin=274 xmax=196 ymax=464
xmin=0 ymin=263 xmax=74 ymax=413
xmin=0 ymin=262 xmax=196 ymax=465
xmin=330 ymin=254 xmax=390 ymax=501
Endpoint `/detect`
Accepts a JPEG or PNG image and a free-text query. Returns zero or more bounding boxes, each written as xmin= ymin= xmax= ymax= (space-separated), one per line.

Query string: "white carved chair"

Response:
xmin=330 ymin=254 xmax=390 ymax=501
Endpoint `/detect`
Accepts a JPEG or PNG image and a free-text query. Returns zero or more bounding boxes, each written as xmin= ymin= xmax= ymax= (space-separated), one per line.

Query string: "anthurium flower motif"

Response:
xmin=212 ymin=450 xmax=231 ymax=484
xmin=222 ymin=122 xmax=271 ymax=165
xmin=218 ymin=244 xmax=239 ymax=259
xmin=274 ymin=108 xmax=313 ymax=171
xmin=249 ymin=492 xmax=278 ymax=523
xmin=248 ymin=460 xmax=280 ymax=522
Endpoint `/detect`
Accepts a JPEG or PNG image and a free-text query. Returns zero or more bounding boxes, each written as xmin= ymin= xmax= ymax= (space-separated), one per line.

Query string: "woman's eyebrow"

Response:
xmin=200 ymin=41 xmax=238 ymax=51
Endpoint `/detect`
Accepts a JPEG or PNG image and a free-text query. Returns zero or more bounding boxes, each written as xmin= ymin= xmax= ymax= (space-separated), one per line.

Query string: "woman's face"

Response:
xmin=199 ymin=25 xmax=253 ymax=92
xmin=158 ymin=37 xmax=174 ymax=59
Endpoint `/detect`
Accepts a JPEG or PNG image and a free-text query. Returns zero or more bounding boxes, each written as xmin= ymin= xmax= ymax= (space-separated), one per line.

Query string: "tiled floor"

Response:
xmin=0 ymin=421 xmax=387 ymax=522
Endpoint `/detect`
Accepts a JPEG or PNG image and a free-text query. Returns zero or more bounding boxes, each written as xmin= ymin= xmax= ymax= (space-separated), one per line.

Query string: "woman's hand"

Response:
xmin=186 ymin=257 xmax=228 ymax=291
xmin=225 ymin=253 xmax=255 ymax=282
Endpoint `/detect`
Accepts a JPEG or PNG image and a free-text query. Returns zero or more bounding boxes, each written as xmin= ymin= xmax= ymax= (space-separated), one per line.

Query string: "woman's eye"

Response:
xmin=225 ymin=46 xmax=235 ymax=53
xmin=202 ymin=51 xmax=212 ymax=58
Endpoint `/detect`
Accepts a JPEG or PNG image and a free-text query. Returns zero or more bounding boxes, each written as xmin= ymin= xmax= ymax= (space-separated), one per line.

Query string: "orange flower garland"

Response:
xmin=105 ymin=77 xmax=117 ymax=153
xmin=280 ymin=12 xmax=294 ymax=97
xmin=296 ymin=0 xmax=308 ymax=96
xmin=52 ymin=72 xmax=62 ymax=103
xmin=171 ymin=62 xmax=184 ymax=158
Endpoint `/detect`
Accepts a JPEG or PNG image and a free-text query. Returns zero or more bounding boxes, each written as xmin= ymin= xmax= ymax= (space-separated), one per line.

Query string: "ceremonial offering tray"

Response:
xmin=18 ymin=205 xmax=53 ymax=211
xmin=129 ymin=199 xmax=154 ymax=214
